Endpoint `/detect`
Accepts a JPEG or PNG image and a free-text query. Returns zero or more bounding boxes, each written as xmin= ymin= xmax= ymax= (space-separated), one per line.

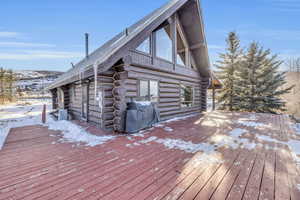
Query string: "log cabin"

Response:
xmin=47 ymin=0 xmax=212 ymax=133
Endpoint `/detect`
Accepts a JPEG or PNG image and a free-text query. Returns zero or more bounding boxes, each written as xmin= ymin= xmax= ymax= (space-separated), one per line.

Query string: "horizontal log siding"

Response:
xmin=67 ymin=70 xmax=114 ymax=129
xmin=125 ymin=64 xmax=203 ymax=121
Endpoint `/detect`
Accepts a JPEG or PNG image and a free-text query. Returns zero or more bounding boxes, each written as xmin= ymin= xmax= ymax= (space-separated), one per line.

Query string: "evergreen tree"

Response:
xmin=7 ymin=69 xmax=15 ymax=102
xmin=215 ymin=32 xmax=242 ymax=111
xmin=235 ymin=42 xmax=293 ymax=113
xmin=0 ymin=68 xmax=16 ymax=104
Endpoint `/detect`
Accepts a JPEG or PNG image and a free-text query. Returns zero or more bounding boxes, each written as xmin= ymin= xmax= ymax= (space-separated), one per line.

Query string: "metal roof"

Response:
xmin=48 ymin=0 xmax=210 ymax=90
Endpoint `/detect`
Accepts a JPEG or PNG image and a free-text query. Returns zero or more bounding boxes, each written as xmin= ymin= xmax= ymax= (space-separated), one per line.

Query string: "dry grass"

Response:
xmin=281 ymin=72 xmax=300 ymax=120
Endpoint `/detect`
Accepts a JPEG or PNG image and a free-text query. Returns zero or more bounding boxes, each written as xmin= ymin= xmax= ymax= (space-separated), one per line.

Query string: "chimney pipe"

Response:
xmin=85 ymin=33 xmax=89 ymax=59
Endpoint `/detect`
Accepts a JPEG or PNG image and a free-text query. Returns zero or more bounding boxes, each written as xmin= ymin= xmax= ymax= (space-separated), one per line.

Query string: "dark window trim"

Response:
xmin=138 ymin=79 xmax=160 ymax=103
xmin=179 ymin=83 xmax=195 ymax=109
xmin=153 ymin=22 xmax=174 ymax=63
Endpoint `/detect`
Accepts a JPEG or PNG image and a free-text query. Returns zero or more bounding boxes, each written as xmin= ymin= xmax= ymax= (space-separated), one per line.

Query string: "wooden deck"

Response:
xmin=0 ymin=112 xmax=299 ymax=200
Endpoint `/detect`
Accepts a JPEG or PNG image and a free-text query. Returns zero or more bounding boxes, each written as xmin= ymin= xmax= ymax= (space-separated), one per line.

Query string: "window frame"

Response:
xmin=135 ymin=36 xmax=152 ymax=55
xmin=180 ymin=84 xmax=194 ymax=108
xmin=138 ymin=79 xmax=160 ymax=102
xmin=175 ymin=18 xmax=191 ymax=68
xmin=154 ymin=22 xmax=174 ymax=63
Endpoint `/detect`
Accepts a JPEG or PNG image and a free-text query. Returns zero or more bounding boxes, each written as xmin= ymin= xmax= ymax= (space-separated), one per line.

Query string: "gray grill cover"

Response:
xmin=125 ymin=102 xmax=160 ymax=133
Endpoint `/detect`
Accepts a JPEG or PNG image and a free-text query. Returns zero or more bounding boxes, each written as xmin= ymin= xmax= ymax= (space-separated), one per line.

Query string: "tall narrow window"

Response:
xmin=138 ymin=80 xmax=159 ymax=102
xmin=149 ymin=80 xmax=159 ymax=102
xmin=139 ymin=80 xmax=149 ymax=100
xmin=180 ymin=85 xmax=194 ymax=107
xmin=176 ymin=29 xmax=187 ymax=66
xmin=136 ymin=37 xmax=150 ymax=54
xmin=155 ymin=24 xmax=173 ymax=62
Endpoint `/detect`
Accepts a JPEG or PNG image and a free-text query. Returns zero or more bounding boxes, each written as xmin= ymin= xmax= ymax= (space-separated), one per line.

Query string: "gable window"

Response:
xmin=180 ymin=85 xmax=194 ymax=107
xmin=155 ymin=23 xmax=173 ymax=62
xmin=136 ymin=37 xmax=150 ymax=54
xmin=139 ymin=80 xmax=159 ymax=102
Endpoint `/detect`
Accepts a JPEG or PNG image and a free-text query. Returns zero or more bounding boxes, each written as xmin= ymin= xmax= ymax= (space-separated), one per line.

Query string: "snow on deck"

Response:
xmin=0 ymin=99 xmax=115 ymax=150
xmin=0 ymin=111 xmax=300 ymax=199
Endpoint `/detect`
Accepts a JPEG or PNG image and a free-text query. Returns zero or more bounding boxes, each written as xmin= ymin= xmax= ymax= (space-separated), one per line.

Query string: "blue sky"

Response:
xmin=0 ymin=0 xmax=299 ymax=72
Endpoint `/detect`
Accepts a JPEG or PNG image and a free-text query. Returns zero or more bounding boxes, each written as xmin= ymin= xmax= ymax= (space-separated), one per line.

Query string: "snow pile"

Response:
xmin=229 ymin=128 xmax=248 ymax=138
xmin=190 ymin=152 xmax=224 ymax=166
xmin=238 ymin=120 xmax=268 ymax=128
xmin=164 ymin=127 xmax=173 ymax=132
xmin=150 ymin=114 xmax=198 ymax=133
xmin=209 ymin=135 xmax=239 ymax=149
xmin=0 ymin=99 xmax=116 ymax=150
xmin=209 ymin=128 xmax=256 ymax=150
xmin=155 ymin=138 xmax=214 ymax=153
xmin=297 ymin=184 xmax=300 ymax=192
xmin=46 ymin=120 xmax=115 ymax=147
xmin=0 ymin=128 xmax=10 ymax=150
xmin=134 ymin=101 xmax=152 ymax=106
xmin=0 ymin=100 xmax=51 ymax=150
xmin=139 ymin=136 xmax=158 ymax=144
xmin=293 ymin=123 xmax=300 ymax=135
xmin=255 ymin=133 xmax=300 ymax=166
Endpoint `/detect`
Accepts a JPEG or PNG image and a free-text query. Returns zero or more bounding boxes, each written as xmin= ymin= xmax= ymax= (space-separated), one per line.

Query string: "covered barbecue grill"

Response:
xmin=125 ymin=101 xmax=160 ymax=133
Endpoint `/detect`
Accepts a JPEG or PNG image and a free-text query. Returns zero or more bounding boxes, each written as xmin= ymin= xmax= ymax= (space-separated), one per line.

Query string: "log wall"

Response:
xmin=123 ymin=50 xmax=207 ymax=121
xmin=67 ymin=70 xmax=115 ymax=129
xmin=59 ymin=51 xmax=208 ymax=132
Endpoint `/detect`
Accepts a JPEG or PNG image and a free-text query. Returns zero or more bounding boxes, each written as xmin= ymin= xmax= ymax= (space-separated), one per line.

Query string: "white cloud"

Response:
xmin=0 ymin=50 xmax=83 ymax=60
xmin=0 ymin=42 xmax=56 ymax=48
xmin=266 ymin=0 xmax=300 ymax=11
xmin=0 ymin=32 xmax=20 ymax=38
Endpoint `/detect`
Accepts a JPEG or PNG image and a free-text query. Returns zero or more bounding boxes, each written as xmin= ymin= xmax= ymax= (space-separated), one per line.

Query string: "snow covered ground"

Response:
xmin=2 ymin=99 xmax=300 ymax=170
xmin=0 ymin=99 xmax=115 ymax=150
xmin=127 ymin=112 xmax=300 ymax=167
xmin=0 ymin=99 xmax=52 ymax=149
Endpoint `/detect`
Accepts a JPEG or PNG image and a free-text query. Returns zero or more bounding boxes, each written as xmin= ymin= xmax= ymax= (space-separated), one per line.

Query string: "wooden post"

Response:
xmin=42 ymin=104 xmax=46 ymax=123
xmin=212 ymin=86 xmax=215 ymax=111
xmin=112 ymin=67 xmax=128 ymax=133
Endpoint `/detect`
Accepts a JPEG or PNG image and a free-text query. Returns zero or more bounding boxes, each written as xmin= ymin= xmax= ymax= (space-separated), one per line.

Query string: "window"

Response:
xmin=139 ymin=80 xmax=149 ymax=99
xmin=180 ymin=85 xmax=194 ymax=107
xmin=136 ymin=37 xmax=150 ymax=54
xmin=176 ymin=29 xmax=187 ymax=66
xmin=139 ymin=80 xmax=159 ymax=102
xmin=155 ymin=24 xmax=173 ymax=62
xmin=149 ymin=81 xmax=159 ymax=102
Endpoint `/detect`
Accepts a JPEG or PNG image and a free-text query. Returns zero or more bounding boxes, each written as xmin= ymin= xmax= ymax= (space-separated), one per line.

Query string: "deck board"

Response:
xmin=0 ymin=111 xmax=299 ymax=200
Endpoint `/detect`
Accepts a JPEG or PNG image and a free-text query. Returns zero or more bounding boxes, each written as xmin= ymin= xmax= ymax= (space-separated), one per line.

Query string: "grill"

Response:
xmin=125 ymin=101 xmax=160 ymax=133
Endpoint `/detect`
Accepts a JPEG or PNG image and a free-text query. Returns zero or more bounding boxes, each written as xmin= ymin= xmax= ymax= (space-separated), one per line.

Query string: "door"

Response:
xmin=82 ymin=83 xmax=89 ymax=121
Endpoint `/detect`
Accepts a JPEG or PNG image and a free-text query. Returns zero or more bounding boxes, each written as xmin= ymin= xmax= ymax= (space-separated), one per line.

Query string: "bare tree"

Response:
xmin=286 ymin=57 xmax=300 ymax=73
xmin=0 ymin=68 xmax=16 ymax=104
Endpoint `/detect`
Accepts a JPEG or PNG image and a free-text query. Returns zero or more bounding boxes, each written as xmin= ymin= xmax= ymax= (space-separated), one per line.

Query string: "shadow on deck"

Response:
xmin=0 ymin=111 xmax=299 ymax=200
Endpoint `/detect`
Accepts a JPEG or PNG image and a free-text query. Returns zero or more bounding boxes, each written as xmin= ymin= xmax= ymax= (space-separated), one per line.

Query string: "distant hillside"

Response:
xmin=14 ymin=70 xmax=63 ymax=95
xmin=281 ymin=72 xmax=300 ymax=120
xmin=15 ymin=70 xmax=63 ymax=80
